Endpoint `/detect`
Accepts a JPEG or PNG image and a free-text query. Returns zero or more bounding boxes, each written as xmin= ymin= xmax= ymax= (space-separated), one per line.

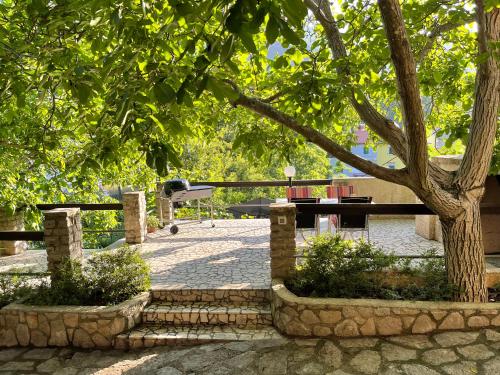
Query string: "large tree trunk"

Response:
xmin=440 ymin=201 xmax=487 ymax=302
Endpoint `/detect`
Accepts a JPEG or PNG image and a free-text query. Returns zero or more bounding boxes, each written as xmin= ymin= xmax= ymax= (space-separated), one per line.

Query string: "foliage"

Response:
xmin=287 ymin=234 xmax=396 ymax=298
xmin=80 ymin=201 xmax=124 ymax=249
xmin=25 ymin=247 xmax=150 ymax=306
xmin=286 ymin=235 xmax=456 ymax=301
xmin=147 ymin=214 xmax=160 ymax=229
xmin=0 ymin=273 xmax=38 ymax=308
xmin=2 ymin=0 xmax=494 ymax=192
xmin=393 ymin=249 xmax=458 ymax=301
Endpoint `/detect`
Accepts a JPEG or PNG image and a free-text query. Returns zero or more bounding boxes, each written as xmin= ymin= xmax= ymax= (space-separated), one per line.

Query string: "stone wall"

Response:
xmin=123 ymin=191 xmax=147 ymax=244
xmin=43 ymin=208 xmax=83 ymax=277
xmin=269 ymin=203 xmax=296 ymax=279
xmin=151 ymin=289 xmax=271 ymax=303
xmin=271 ymin=279 xmax=500 ymax=338
xmin=0 ymin=208 xmax=26 ymax=255
xmin=0 ymin=292 xmax=150 ymax=349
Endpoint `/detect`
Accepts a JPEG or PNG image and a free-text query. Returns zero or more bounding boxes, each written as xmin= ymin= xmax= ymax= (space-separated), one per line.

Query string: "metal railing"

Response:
xmin=0 ymin=203 xmax=124 ymax=242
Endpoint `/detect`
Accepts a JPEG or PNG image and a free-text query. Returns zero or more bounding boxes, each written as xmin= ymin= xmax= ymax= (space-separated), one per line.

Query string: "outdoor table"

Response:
xmin=275 ymin=198 xmax=338 ymax=235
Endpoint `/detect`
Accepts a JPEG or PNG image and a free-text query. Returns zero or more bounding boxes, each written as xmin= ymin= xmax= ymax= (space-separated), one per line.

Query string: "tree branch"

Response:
xmin=233 ymin=92 xmax=409 ymax=185
xmin=417 ymin=14 xmax=476 ymax=63
xmin=456 ymin=3 xmax=500 ymax=192
xmin=378 ymin=0 xmax=429 ymax=187
xmin=304 ymin=0 xmax=409 ymax=163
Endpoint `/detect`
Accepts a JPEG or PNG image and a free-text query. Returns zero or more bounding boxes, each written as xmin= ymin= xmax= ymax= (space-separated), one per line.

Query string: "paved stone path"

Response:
xmin=2 ymin=328 xmax=500 ymax=374
xmin=142 ymin=220 xmax=270 ymax=290
xmin=0 ymin=218 xmax=455 ymax=283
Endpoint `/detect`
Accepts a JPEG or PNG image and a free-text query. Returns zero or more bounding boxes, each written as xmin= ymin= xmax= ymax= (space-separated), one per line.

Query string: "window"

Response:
xmin=388 ymin=146 xmax=394 ymax=155
xmin=388 ymin=163 xmax=396 ymax=169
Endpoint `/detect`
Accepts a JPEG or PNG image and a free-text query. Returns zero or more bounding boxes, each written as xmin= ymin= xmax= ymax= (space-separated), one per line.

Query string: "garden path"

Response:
xmin=1 ymin=328 xmax=500 ymax=374
xmin=0 ymin=219 xmax=447 ymax=280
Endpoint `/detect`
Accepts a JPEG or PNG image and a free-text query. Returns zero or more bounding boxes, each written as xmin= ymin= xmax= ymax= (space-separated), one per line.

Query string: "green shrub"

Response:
xmin=25 ymin=246 xmax=150 ymax=306
xmin=394 ymin=249 xmax=458 ymax=301
xmin=86 ymin=246 xmax=151 ymax=305
xmin=0 ymin=273 xmax=38 ymax=308
xmin=147 ymin=214 xmax=160 ymax=229
xmin=286 ymin=234 xmax=456 ymax=301
xmin=287 ymin=234 xmax=396 ymax=298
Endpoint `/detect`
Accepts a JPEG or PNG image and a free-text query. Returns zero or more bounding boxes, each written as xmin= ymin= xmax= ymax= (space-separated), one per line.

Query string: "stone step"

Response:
xmin=142 ymin=302 xmax=272 ymax=327
xmin=150 ymin=288 xmax=270 ymax=303
xmin=114 ymin=325 xmax=283 ymax=349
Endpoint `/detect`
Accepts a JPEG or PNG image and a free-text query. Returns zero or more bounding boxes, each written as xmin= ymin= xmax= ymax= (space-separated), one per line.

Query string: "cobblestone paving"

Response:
xmin=142 ymin=220 xmax=270 ymax=290
xmin=0 ymin=219 xmax=450 ymax=280
xmin=2 ymin=328 xmax=500 ymax=374
xmin=0 ymin=218 xmax=449 ymax=278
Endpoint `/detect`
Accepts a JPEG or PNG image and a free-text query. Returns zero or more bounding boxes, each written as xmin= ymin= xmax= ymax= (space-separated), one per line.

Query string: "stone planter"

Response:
xmin=271 ymin=279 xmax=500 ymax=338
xmin=0 ymin=292 xmax=150 ymax=349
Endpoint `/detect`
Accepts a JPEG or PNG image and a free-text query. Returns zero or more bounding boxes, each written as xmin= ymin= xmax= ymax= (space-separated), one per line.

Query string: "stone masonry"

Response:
xmin=270 ymin=203 xmax=296 ymax=279
xmin=0 ymin=293 xmax=150 ymax=349
xmin=43 ymin=208 xmax=83 ymax=278
xmin=3 ymin=329 xmax=500 ymax=374
xmin=0 ymin=208 xmax=27 ymax=255
xmin=123 ymin=191 xmax=147 ymax=244
xmin=272 ymin=279 xmax=500 ymax=339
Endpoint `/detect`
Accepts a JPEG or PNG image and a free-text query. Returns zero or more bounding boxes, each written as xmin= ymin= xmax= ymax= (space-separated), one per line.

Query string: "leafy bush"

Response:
xmin=0 ymin=273 xmax=39 ymax=308
xmin=287 ymin=234 xmax=396 ymax=298
xmin=25 ymin=246 xmax=150 ymax=306
xmin=393 ymin=249 xmax=458 ymax=301
xmin=286 ymin=234 xmax=456 ymax=301
xmin=147 ymin=214 xmax=160 ymax=229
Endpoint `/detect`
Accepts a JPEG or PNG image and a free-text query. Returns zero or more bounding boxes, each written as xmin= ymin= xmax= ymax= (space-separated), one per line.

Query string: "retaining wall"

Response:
xmin=271 ymin=279 xmax=500 ymax=338
xmin=0 ymin=292 xmax=150 ymax=349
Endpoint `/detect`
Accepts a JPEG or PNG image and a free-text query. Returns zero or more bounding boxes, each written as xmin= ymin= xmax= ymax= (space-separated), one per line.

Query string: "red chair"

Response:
xmin=327 ymin=185 xmax=355 ymax=229
xmin=326 ymin=185 xmax=354 ymax=199
xmin=286 ymin=186 xmax=313 ymax=200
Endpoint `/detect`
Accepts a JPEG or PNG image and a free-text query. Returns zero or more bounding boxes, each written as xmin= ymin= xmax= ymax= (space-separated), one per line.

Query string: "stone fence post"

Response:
xmin=155 ymin=183 xmax=173 ymax=226
xmin=0 ymin=208 xmax=27 ymax=255
xmin=123 ymin=191 xmax=147 ymax=244
xmin=44 ymin=208 xmax=83 ymax=279
xmin=270 ymin=203 xmax=296 ymax=279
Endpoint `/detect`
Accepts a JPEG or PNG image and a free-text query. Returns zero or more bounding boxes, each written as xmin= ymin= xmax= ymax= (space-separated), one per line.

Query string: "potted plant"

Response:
xmin=147 ymin=214 xmax=160 ymax=233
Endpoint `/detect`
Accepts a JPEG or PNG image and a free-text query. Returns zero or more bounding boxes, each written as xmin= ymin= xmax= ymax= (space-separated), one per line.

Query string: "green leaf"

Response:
xmin=206 ymin=77 xmax=239 ymax=101
xmin=74 ymin=83 xmax=92 ymax=105
xmin=278 ymin=20 xmax=301 ymax=46
xmin=149 ymin=114 xmax=165 ymax=132
xmin=265 ymin=15 xmax=280 ymax=45
xmin=238 ymin=32 xmax=257 ymax=53
xmin=282 ymin=0 xmax=307 ymax=27
xmin=433 ymin=71 xmax=442 ymax=84
xmin=225 ymin=2 xmax=243 ymax=33
xmin=220 ymin=35 xmax=235 ymax=63
xmin=153 ymin=82 xmax=176 ymax=104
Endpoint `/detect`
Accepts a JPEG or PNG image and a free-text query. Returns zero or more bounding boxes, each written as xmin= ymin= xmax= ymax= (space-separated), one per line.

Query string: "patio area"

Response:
xmin=0 ymin=218 xmax=445 ymax=289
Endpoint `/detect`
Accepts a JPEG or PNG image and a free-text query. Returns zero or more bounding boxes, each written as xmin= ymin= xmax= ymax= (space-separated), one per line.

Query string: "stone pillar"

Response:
xmin=123 ymin=191 xmax=147 ymax=244
xmin=270 ymin=203 xmax=296 ymax=279
xmin=155 ymin=184 xmax=173 ymax=226
xmin=0 ymin=208 xmax=27 ymax=255
xmin=44 ymin=208 xmax=83 ymax=278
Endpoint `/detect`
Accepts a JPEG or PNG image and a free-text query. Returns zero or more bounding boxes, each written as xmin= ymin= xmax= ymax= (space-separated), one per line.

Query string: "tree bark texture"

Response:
xmin=440 ymin=202 xmax=487 ymax=302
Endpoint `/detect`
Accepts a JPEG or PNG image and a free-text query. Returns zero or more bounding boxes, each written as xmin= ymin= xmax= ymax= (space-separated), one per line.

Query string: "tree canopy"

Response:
xmin=1 ymin=0 xmax=500 ymax=302
xmin=2 ymin=0 xmax=496 ymax=196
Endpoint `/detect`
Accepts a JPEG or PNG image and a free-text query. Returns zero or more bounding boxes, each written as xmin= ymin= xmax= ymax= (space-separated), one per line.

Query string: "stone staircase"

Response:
xmin=114 ymin=288 xmax=281 ymax=349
